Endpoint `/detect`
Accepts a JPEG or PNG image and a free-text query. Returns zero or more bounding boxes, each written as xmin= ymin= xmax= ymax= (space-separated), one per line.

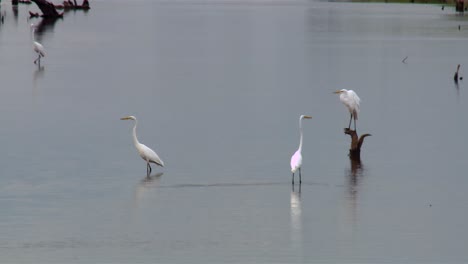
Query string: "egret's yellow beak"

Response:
xmin=120 ymin=116 xmax=131 ymax=120
xmin=304 ymin=116 xmax=312 ymax=119
xmin=333 ymin=90 xmax=341 ymax=94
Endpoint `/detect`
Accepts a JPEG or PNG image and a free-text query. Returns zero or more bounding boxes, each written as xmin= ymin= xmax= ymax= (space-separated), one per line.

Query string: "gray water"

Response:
xmin=1 ymin=0 xmax=468 ymax=262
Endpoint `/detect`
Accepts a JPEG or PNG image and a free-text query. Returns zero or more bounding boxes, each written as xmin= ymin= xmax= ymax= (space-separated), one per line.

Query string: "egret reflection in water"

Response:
xmin=33 ymin=65 xmax=45 ymax=82
xmin=290 ymin=184 xmax=303 ymax=254
xmin=32 ymin=65 xmax=45 ymax=96
xmin=133 ymin=172 xmax=164 ymax=209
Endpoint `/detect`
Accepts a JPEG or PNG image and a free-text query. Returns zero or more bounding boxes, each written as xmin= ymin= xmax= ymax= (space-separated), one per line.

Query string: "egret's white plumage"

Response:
xmin=30 ymin=24 xmax=45 ymax=65
xmin=334 ymin=89 xmax=361 ymax=130
xmin=121 ymin=116 xmax=164 ymax=177
xmin=290 ymin=115 xmax=312 ymax=185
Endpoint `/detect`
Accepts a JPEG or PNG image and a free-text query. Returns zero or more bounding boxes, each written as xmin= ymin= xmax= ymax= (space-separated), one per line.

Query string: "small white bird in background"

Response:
xmin=290 ymin=115 xmax=312 ymax=185
xmin=120 ymin=116 xmax=164 ymax=177
xmin=30 ymin=23 xmax=45 ymax=65
xmin=334 ymin=89 xmax=361 ymax=131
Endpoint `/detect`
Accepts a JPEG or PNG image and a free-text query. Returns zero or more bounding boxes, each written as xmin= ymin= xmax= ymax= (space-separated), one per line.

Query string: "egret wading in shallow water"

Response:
xmin=120 ymin=116 xmax=164 ymax=177
xmin=334 ymin=89 xmax=361 ymax=131
xmin=30 ymin=23 xmax=45 ymax=65
xmin=290 ymin=115 xmax=312 ymax=185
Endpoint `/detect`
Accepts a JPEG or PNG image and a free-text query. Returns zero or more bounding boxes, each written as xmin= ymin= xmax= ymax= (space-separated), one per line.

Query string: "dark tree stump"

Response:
xmin=31 ymin=0 xmax=63 ymax=17
xmin=344 ymin=128 xmax=371 ymax=160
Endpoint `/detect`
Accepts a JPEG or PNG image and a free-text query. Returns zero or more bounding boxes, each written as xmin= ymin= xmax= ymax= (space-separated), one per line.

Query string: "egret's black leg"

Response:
xmin=348 ymin=113 xmax=352 ymax=129
xmin=292 ymin=173 xmax=295 ymax=185
xmin=354 ymin=116 xmax=357 ymax=131
xmin=146 ymin=163 xmax=150 ymax=177
xmin=299 ymin=168 xmax=302 ymax=184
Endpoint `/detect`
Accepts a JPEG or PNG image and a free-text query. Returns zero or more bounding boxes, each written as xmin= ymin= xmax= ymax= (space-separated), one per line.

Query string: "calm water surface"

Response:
xmin=1 ymin=0 xmax=468 ymax=262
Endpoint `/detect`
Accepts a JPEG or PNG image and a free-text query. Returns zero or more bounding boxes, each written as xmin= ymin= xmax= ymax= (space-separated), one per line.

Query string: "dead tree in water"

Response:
xmin=344 ymin=128 xmax=371 ymax=160
xmin=31 ymin=0 xmax=63 ymax=17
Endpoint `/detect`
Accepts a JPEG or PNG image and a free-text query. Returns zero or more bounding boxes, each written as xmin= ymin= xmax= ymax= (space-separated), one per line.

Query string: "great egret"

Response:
xmin=30 ymin=23 xmax=45 ymax=65
xmin=290 ymin=115 xmax=312 ymax=185
xmin=334 ymin=89 xmax=361 ymax=131
xmin=120 ymin=116 xmax=164 ymax=177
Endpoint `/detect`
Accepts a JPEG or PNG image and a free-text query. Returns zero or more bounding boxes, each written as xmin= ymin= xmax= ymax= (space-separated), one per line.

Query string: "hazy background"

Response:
xmin=1 ymin=0 xmax=468 ymax=262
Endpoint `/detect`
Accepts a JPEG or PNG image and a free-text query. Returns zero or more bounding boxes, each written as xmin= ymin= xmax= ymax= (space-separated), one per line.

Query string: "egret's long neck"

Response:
xmin=298 ymin=119 xmax=304 ymax=152
xmin=132 ymin=119 xmax=140 ymax=146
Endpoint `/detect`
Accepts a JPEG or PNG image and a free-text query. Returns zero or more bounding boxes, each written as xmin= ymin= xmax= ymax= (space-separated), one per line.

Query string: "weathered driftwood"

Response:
xmin=344 ymin=128 xmax=371 ymax=160
xmin=31 ymin=0 xmax=63 ymax=17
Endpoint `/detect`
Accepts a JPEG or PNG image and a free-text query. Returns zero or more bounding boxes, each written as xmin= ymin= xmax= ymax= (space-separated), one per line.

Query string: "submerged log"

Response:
xmin=344 ymin=128 xmax=371 ymax=160
xmin=31 ymin=0 xmax=63 ymax=17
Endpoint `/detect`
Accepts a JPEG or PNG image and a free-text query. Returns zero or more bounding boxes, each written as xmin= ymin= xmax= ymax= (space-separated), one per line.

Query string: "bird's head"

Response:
xmin=120 ymin=115 xmax=136 ymax=121
xmin=300 ymin=115 xmax=312 ymax=120
xmin=333 ymin=89 xmax=347 ymax=94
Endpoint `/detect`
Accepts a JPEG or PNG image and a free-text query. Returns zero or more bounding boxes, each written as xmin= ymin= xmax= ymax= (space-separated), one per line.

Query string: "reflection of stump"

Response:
xmin=31 ymin=0 xmax=63 ymax=17
xmin=55 ymin=0 xmax=90 ymax=10
xmin=344 ymin=128 xmax=371 ymax=160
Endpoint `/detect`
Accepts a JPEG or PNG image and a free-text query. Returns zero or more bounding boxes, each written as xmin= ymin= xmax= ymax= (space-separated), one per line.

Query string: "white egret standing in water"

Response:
xmin=30 ymin=23 xmax=45 ymax=65
xmin=290 ymin=115 xmax=312 ymax=185
xmin=121 ymin=116 xmax=164 ymax=177
xmin=334 ymin=89 xmax=361 ymax=131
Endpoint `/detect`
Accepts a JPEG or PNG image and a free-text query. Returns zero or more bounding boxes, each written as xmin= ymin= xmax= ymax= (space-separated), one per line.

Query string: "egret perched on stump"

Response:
xmin=120 ymin=116 xmax=164 ymax=177
xmin=290 ymin=115 xmax=312 ymax=185
xmin=30 ymin=23 xmax=45 ymax=65
xmin=334 ymin=89 xmax=361 ymax=131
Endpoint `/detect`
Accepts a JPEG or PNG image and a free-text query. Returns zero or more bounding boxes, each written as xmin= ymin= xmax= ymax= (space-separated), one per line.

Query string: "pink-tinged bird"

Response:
xmin=290 ymin=115 xmax=312 ymax=185
xmin=334 ymin=89 xmax=361 ymax=131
